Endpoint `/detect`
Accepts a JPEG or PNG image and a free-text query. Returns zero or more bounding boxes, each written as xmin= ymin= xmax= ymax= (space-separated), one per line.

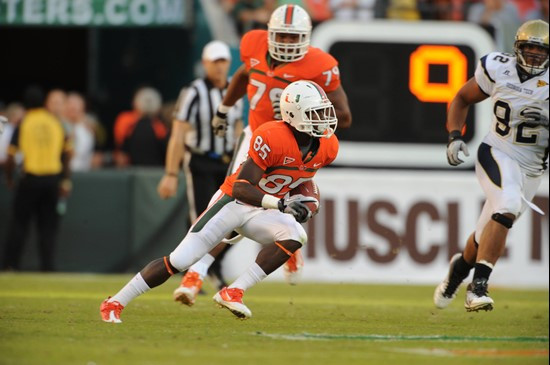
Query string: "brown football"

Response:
xmin=289 ymin=180 xmax=321 ymax=216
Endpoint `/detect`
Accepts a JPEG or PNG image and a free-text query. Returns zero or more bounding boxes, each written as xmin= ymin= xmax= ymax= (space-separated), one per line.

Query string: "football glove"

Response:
xmin=446 ymin=130 xmax=469 ymax=166
xmin=278 ymin=195 xmax=318 ymax=223
xmin=521 ymin=106 xmax=549 ymax=129
xmin=212 ymin=109 xmax=228 ymax=137
xmin=272 ymin=99 xmax=282 ymax=120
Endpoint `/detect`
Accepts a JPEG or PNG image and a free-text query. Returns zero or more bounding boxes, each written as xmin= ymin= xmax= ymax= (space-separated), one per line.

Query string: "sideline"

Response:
xmin=254 ymin=332 xmax=550 ymax=343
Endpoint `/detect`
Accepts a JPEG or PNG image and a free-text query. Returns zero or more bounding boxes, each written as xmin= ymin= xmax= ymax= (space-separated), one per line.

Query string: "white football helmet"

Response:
xmin=280 ymin=80 xmax=337 ymax=138
xmin=267 ymin=4 xmax=312 ymax=62
xmin=514 ymin=20 xmax=549 ymax=75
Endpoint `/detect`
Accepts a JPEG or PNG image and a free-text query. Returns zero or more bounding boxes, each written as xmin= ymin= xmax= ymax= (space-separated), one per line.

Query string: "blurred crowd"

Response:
xmin=221 ymin=0 xmax=547 ymax=32
xmin=0 ymin=86 xmax=175 ymax=173
xmin=0 ymin=0 xmax=547 ymax=173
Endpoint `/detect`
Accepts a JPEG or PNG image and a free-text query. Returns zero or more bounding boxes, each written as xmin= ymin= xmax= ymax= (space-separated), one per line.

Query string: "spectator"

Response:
xmin=0 ymin=102 xmax=25 ymax=171
xmin=2 ymin=87 xmax=72 ymax=272
xmin=417 ymin=0 xmax=468 ymax=20
xmin=64 ymin=92 xmax=97 ymax=172
xmin=45 ymin=89 xmax=67 ymax=121
xmin=387 ymin=0 xmax=421 ymax=19
xmin=467 ymin=0 xmax=521 ymax=53
xmin=113 ymin=87 xmax=168 ymax=167
xmin=330 ymin=0 xmax=378 ymax=20
xmin=525 ymin=0 xmax=548 ymax=22
xmin=88 ymin=113 xmax=108 ymax=169
xmin=158 ymin=40 xmax=243 ymax=296
xmin=510 ymin=0 xmax=536 ymax=20
xmin=231 ymin=0 xmax=277 ymax=36
xmin=303 ymin=0 xmax=333 ymax=25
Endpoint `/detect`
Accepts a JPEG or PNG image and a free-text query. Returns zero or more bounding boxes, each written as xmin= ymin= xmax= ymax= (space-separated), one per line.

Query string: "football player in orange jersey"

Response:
xmin=100 ymin=80 xmax=339 ymax=322
xmin=173 ymin=4 xmax=352 ymax=302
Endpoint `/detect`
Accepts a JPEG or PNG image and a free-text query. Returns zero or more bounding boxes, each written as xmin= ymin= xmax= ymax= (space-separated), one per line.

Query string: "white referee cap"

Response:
xmin=202 ymin=40 xmax=231 ymax=61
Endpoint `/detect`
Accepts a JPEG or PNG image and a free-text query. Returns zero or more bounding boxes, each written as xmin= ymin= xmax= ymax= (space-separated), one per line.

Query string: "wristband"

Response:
xmin=218 ymin=104 xmax=231 ymax=114
xmin=261 ymin=194 xmax=280 ymax=210
xmin=448 ymin=130 xmax=462 ymax=143
xmin=166 ymin=172 xmax=179 ymax=177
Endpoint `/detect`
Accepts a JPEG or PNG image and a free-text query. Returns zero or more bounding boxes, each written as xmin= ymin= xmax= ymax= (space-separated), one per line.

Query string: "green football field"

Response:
xmin=0 ymin=273 xmax=547 ymax=365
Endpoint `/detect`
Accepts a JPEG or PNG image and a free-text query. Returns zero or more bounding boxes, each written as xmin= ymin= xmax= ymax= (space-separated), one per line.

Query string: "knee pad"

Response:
xmin=502 ymin=201 xmax=522 ymax=217
xmin=491 ymin=213 xmax=514 ymax=229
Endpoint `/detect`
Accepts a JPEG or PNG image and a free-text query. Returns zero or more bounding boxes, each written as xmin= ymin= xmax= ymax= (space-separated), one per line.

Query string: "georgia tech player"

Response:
xmin=100 ymin=80 xmax=339 ymax=322
xmin=171 ymin=3 xmax=352 ymax=305
xmin=434 ymin=20 xmax=549 ymax=312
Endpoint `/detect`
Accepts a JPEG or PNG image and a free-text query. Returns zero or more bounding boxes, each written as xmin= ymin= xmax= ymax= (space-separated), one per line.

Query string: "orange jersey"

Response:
xmin=240 ymin=30 xmax=341 ymax=131
xmin=220 ymin=121 xmax=339 ymax=198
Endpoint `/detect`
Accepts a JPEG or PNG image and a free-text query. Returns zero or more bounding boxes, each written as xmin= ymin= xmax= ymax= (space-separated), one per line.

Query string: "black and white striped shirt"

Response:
xmin=174 ymin=78 xmax=242 ymax=158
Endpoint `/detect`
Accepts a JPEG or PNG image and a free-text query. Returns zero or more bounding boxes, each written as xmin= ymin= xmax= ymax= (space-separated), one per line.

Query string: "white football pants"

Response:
xmin=168 ymin=190 xmax=307 ymax=271
xmin=474 ymin=143 xmax=544 ymax=242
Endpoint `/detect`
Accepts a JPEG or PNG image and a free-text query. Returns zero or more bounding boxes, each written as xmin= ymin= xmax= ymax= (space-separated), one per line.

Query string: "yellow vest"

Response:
xmin=9 ymin=109 xmax=71 ymax=175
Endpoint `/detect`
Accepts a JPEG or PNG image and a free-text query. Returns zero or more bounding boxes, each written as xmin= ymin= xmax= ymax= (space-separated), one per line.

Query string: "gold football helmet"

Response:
xmin=514 ymin=20 xmax=549 ymax=75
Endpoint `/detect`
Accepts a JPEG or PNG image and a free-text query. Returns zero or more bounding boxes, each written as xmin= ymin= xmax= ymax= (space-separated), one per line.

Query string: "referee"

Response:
xmin=157 ymin=41 xmax=243 ymax=286
xmin=2 ymin=87 xmax=73 ymax=272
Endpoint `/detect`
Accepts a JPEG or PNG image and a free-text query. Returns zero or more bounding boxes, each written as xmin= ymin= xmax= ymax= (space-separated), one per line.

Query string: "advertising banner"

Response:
xmin=0 ymin=0 xmax=191 ymax=27
xmin=223 ymin=169 xmax=549 ymax=288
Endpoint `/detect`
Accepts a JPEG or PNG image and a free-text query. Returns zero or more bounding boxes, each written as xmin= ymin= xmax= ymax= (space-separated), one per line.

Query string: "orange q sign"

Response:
xmin=310 ymin=21 xmax=495 ymax=168
xmin=409 ymin=45 xmax=468 ymax=106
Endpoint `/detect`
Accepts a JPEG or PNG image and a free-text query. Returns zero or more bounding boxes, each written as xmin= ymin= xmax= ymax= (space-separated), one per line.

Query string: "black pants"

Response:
xmin=3 ymin=174 xmax=61 ymax=271
xmin=188 ymin=153 xmax=230 ymax=215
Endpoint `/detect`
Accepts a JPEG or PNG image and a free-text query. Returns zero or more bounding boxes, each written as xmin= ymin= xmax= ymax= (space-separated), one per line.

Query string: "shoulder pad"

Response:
xmin=240 ymin=30 xmax=267 ymax=60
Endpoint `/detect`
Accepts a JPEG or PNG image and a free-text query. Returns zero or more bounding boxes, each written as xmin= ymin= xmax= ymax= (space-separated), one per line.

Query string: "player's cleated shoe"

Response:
xmin=213 ymin=287 xmax=252 ymax=319
xmin=100 ymin=297 xmax=124 ymax=323
xmin=283 ymin=249 xmax=304 ymax=285
xmin=465 ymin=278 xmax=494 ymax=312
xmin=433 ymin=253 xmax=463 ymax=309
xmin=173 ymin=270 xmax=203 ymax=306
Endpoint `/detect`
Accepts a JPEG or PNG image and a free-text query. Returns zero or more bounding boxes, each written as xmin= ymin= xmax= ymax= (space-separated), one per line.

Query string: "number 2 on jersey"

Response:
xmin=494 ymin=99 xmax=539 ymax=144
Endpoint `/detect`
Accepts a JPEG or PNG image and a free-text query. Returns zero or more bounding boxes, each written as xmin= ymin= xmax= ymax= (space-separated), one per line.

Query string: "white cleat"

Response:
xmin=433 ymin=253 xmax=462 ymax=309
xmin=213 ymin=287 xmax=252 ymax=319
xmin=465 ymin=279 xmax=494 ymax=312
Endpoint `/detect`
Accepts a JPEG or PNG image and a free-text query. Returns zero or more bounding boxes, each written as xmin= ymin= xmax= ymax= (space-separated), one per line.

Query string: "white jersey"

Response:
xmin=474 ymin=52 xmax=549 ymax=176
